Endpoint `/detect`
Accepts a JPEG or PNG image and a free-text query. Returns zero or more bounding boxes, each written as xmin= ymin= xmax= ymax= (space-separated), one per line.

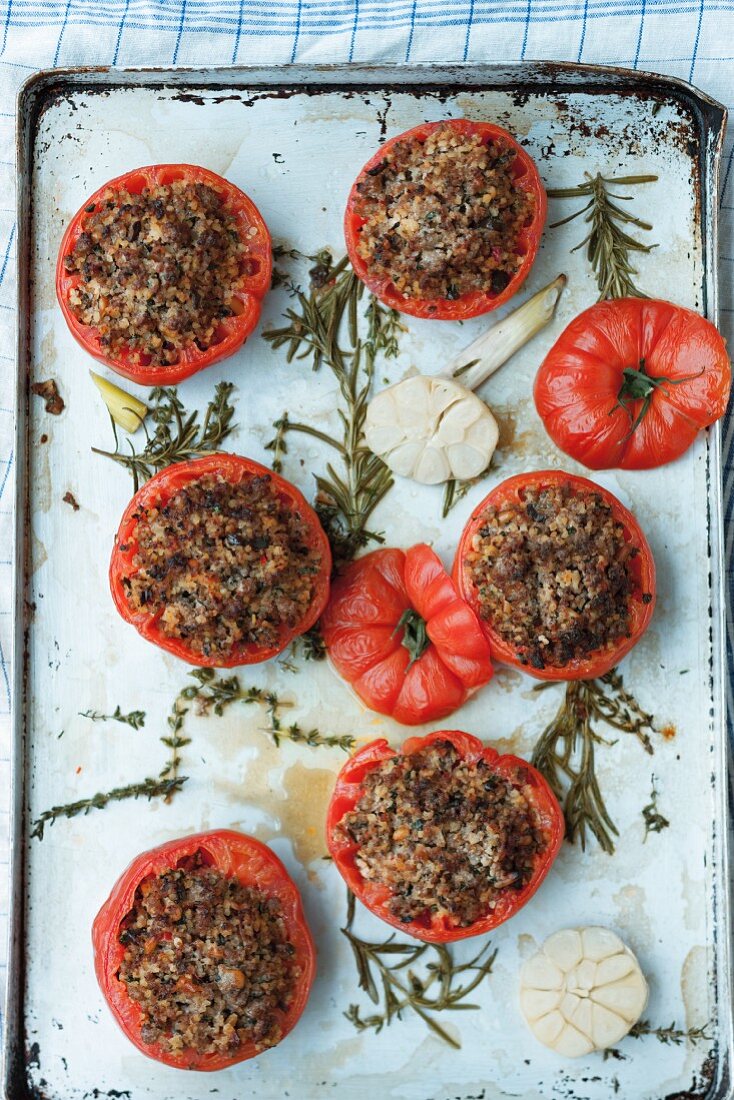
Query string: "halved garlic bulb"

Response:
xmin=520 ymin=927 xmax=648 ymax=1057
xmin=364 ymin=375 xmax=499 ymax=485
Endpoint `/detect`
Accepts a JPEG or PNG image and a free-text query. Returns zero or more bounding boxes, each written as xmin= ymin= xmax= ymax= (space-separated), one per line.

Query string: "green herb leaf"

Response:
xmin=264 ymin=250 xmax=404 ymax=568
xmin=31 ymin=776 xmax=187 ymax=840
xmin=92 ymin=382 xmax=237 ymax=493
xmin=79 ymin=705 xmax=146 ymax=730
xmin=547 ymin=173 xmax=658 ymax=300
xmin=342 ymin=889 xmax=497 ymax=1048
xmin=531 ymin=669 xmax=657 ymax=854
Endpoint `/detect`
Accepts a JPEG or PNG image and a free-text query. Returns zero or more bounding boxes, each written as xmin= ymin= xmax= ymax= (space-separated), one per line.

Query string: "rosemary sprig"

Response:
xmin=547 ymin=173 xmax=658 ymax=300
xmin=642 ymin=775 xmax=670 ymax=841
xmin=264 ymin=250 xmax=403 ymax=566
xmin=79 ymin=705 xmax=146 ymax=730
xmin=30 ymin=776 xmax=186 ymax=840
xmin=93 ymin=381 xmax=237 ymax=492
xmin=342 ymin=890 xmax=497 ymax=1049
xmin=531 ymin=670 xmax=656 ymax=854
xmin=161 ymin=668 xmax=355 ymax=785
xmin=442 ymin=464 xmax=492 ymax=518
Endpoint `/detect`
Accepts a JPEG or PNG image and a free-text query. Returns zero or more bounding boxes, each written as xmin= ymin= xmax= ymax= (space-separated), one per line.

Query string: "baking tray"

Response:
xmin=6 ymin=62 xmax=730 ymax=1100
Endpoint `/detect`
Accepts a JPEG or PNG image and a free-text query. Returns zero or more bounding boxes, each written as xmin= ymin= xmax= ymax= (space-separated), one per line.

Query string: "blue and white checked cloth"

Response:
xmin=0 ymin=0 xmax=732 ymax=1001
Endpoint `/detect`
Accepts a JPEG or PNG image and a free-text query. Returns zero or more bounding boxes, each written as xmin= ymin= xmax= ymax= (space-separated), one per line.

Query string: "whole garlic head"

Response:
xmin=364 ymin=375 xmax=499 ymax=486
xmin=520 ymin=927 xmax=648 ymax=1057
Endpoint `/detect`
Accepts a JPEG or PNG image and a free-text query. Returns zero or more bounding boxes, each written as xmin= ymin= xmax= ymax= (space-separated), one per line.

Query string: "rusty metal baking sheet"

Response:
xmin=5 ymin=63 xmax=730 ymax=1100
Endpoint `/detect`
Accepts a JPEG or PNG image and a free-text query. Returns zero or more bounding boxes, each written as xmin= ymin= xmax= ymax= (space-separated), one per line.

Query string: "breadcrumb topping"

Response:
xmin=118 ymin=853 xmax=299 ymax=1056
xmin=354 ymin=123 xmax=534 ymax=301
xmin=466 ymin=484 xmax=636 ymax=669
xmin=122 ymin=472 xmax=323 ymax=658
xmin=336 ymin=740 xmax=546 ymax=927
xmin=64 ymin=180 xmax=251 ymax=366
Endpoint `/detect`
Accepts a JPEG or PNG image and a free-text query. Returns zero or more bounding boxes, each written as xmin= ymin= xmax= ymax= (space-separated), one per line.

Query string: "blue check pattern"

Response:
xmin=0 ymin=0 xmax=732 ymax=998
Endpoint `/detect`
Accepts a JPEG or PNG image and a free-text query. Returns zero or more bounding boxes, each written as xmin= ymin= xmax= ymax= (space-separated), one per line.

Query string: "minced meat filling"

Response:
xmin=337 ymin=740 xmax=546 ymax=927
xmin=64 ymin=180 xmax=249 ymax=366
xmin=466 ymin=484 xmax=636 ymax=670
xmin=117 ymin=854 xmax=299 ymax=1056
xmin=123 ymin=473 xmax=323 ymax=657
xmin=354 ymin=123 xmax=534 ymax=301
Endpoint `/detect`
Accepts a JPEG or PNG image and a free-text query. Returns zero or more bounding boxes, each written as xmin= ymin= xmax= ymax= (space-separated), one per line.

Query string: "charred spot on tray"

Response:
xmin=31 ymin=379 xmax=64 ymax=415
xmin=62 ymin=491 xmax=80 ymax=511
xmin=39 ymin=433 xmax=48 ymax=444
xmin=354 ymin=122 xmax=534 ymax=301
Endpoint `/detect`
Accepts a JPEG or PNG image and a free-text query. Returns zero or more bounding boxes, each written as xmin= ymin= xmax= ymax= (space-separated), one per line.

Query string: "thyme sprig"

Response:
xmin=531 ymin=670 xmax=657 ymax=854
xmin=93 ymin=382 xmax=237 ymax=492
xmin=161 ymin=668 xmax=355 ymax=785
xmin=642 ymin=775 xmax=670 ymax=841
xmin=264 ymin=250 xmax=403 ymax=566
xmin=629 ymin=1019 xmax=713 ymax=1046
xmin=30 ymin=776 xmax=186 ymax=840
xmin=342 ymin=891 xmax=497 ymax=1049
xmin=79 ymin=705 xmax=146 ymax=730
xmin=605 ymin=1018 xmax=714 ymax=1057
xmin=547 ymin=173 xmax=658 ymax=300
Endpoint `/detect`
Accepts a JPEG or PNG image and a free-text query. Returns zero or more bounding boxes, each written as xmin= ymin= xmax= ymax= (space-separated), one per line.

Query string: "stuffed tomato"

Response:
xmin=110 ymin=453 xmax=331 ymax=667
xmin=57 ymin=164 xmax=272 ymax=385
xmin=345 ymin=119 xmax=546 ymax=320
xmin=453 ymin=470 xmax=656 ymax=680
xmin=534 ymin=298 xmax=731 ymax=470
xmin=327 ymin=730 xmax=563 ymax=943
xmin=320 ymin=543 xmax=493 ymax=725
xmin=92 ymin=830 xmax=316 ymax=1070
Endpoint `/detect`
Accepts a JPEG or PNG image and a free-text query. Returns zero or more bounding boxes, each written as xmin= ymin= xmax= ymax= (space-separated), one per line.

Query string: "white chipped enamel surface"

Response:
xmin=520 ymin=927 xmax=649 ymax=1056
xmin=365 ymin=375 xmax=499 ymax=483
xmin=22 ymin=73 xmax=726 ymax=1100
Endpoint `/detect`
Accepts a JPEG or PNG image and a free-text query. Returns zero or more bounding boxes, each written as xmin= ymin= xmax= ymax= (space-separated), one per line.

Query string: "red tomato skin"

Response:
xmin=453 ymin=470 xmax=656 ymax=681
xmin=534 ymin=298 xmax=731 ymax=470
xmin=326 ymin=730 xmax=564 ymax=943
xmin=56 ymin=164 xmax=272 ymax=385
xmin=109 ymin=453 xmax=331 ymax=667
xmin=321 ymin=543 xmax=493 ymax=725
xmin=92 ymin=830 xmax=316 ymax=1071
xmin=344 ymin=119 xmax=546 ymax=320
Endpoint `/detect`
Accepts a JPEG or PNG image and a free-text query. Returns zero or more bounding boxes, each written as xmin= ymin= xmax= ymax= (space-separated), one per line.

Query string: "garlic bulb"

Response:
xmin=364 ymin=275 xmax=565 ymax=486
xmin=520 ymin=927 xmax=648 ymax=1057
xmin=364 ymin=375 xmax=499 ymax=485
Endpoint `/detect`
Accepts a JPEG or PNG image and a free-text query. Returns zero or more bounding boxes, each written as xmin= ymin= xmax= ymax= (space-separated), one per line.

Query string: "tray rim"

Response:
xmin=5 ymin=59 xmax=730 ymax=1100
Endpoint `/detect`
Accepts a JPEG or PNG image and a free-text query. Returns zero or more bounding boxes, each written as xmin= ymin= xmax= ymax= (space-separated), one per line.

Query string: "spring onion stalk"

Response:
xmin=442 ymin=274 xmax=566 ymax=392
xmin=90 ymin=371 xmax=148 ymax=434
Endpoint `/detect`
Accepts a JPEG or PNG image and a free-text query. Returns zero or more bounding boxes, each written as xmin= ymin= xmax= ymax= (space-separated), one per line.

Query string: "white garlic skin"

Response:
xmin=520 ymin=927 xmax=649 ymax=1057
xmin=364 ymin=375 xmax=499 ymax=486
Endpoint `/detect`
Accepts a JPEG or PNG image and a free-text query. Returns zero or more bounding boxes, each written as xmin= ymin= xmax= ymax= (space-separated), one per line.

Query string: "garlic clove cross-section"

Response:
xmin=520 ymin=927 xmax=648 ymax=1057
xmin=364 ymin=374 xmax=499 ymax=486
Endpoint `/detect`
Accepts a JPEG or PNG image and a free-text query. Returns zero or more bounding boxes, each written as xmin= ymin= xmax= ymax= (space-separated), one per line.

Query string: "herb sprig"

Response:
xmin=547 ymin=173 xmax=658 ymax=300
xmin=31 ymin=776 xmax=186 ymax=840
xmin=342 ymin=891 xmax=497 ymax=1049
xmin=160 ymin=667 xmax=355 ymax=786
xmin=93 ymin=382 xmax=237 ymax=492
xmin=531 ymin=670 xmax=657 ymax=854
xmin=79 ymin=705 xmax=146 ymax=730
xmin=629 ymin=1019 xmax=713 ymax=1046
xmin=642 ymin=775 xmax=670 ymax=841
xmin=605 ymin=1018 xmax=713 ymax=1058
xmin=265 ymin=250 xmax=403 ymax=566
